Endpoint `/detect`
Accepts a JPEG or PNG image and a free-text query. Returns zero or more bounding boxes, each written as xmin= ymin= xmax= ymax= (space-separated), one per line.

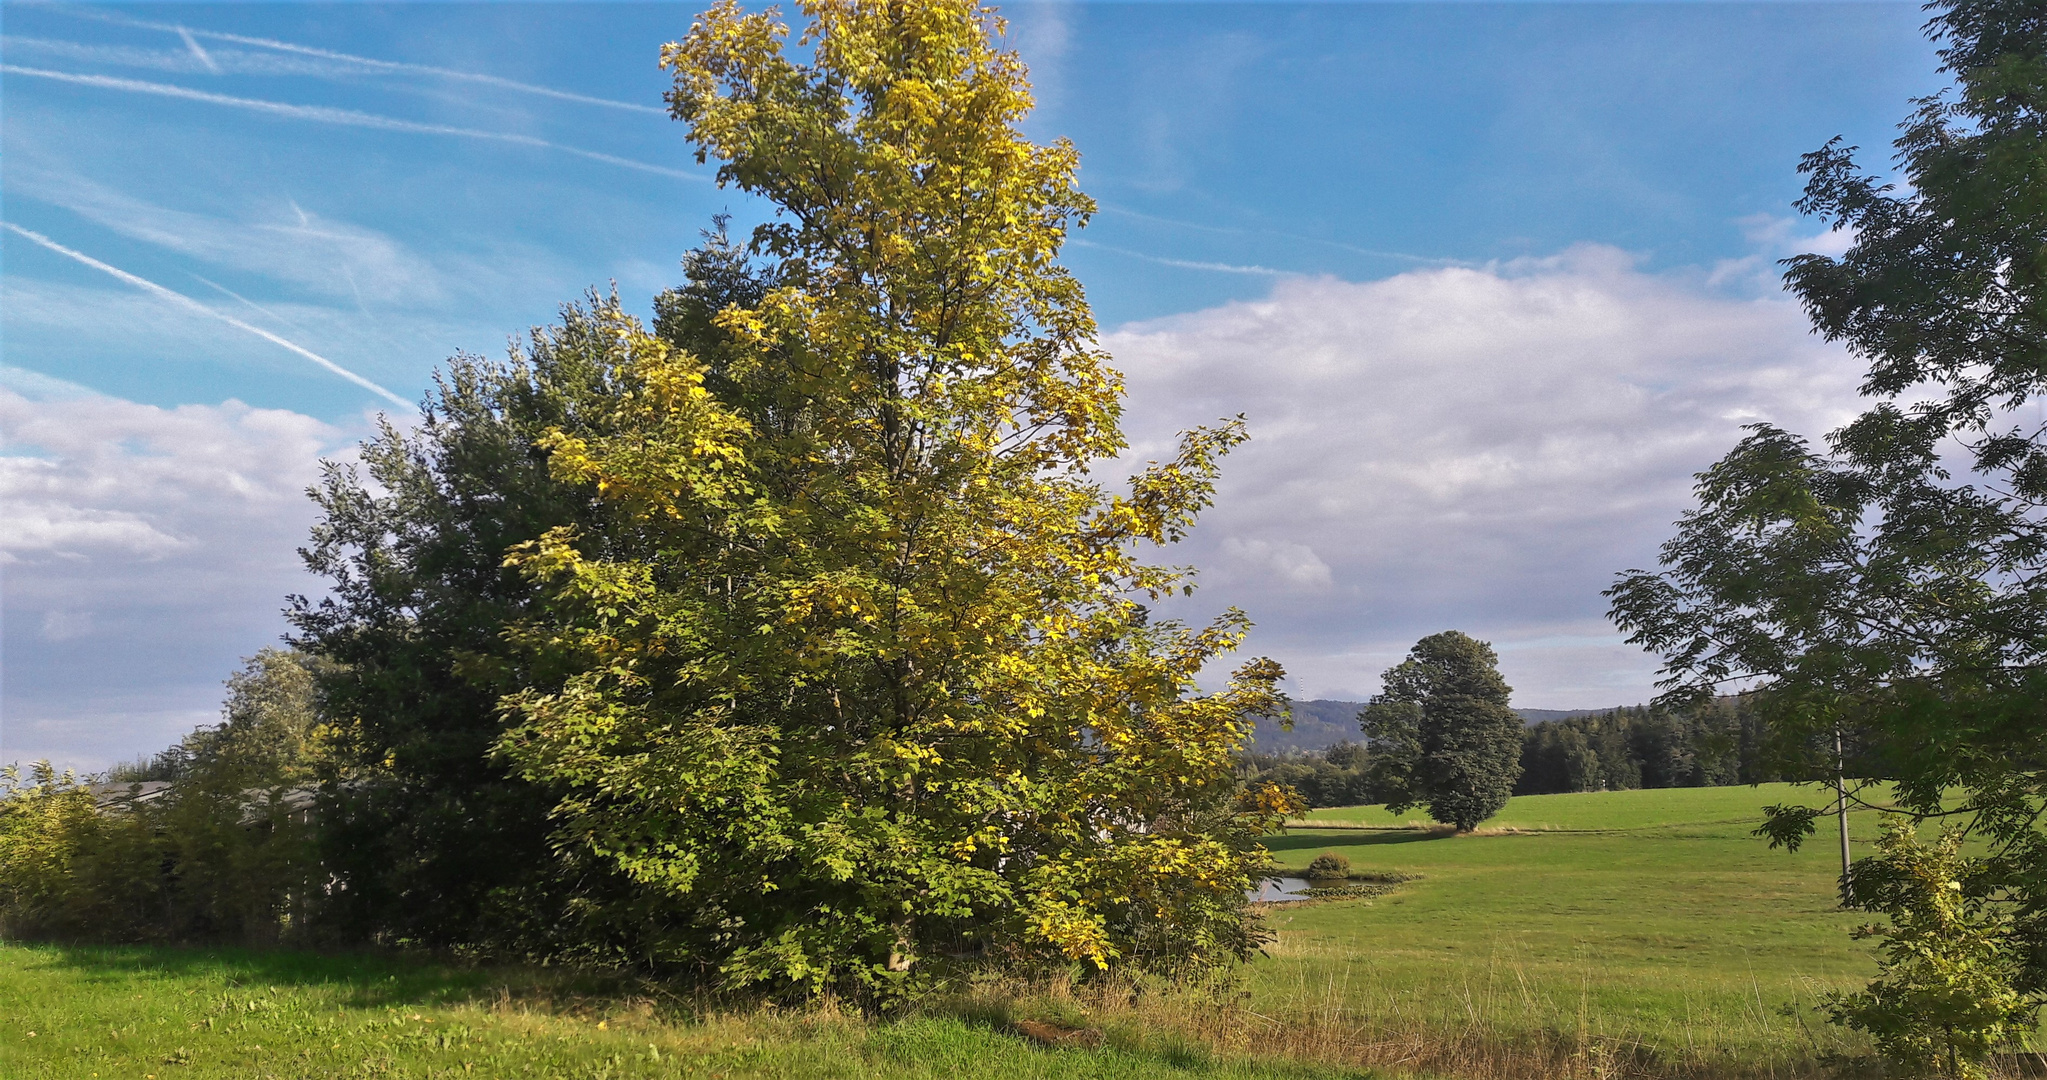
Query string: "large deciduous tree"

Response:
xmin=1606 ymin=0 xmax=2047 ymax=1056
xmin=486 ymin=0 xmax=1290 ymax=994
xmin=289 ymin=302 xmax=650 ymax=952
xmin=1358 ymin=631 xmax=1521 ymax=832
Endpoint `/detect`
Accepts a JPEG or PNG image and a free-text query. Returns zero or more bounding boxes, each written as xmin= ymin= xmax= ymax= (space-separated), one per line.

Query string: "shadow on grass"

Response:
xmin=1264 ymin=828 xmax=1453 ymax=854
xmin=12 ymin=940 xmax=657 ymax=1012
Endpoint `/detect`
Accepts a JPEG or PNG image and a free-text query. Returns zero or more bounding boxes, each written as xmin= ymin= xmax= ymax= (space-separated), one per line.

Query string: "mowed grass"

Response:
xmin=0 ymin=942 xmax=1359 ymax=1080
xmin=1247 ymin=783 xmax=1896 ymax=1071
xmin=1297 ymin=782 xmax=1851 ymax=833
xmin=3 ymin=783 xmax=2001 ymax=1079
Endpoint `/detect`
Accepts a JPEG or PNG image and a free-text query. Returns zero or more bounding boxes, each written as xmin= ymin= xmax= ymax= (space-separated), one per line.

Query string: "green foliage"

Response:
xmin=1517 ymin=697 xmax=1816 ymax=796
xmin=1302 ymin=852 xmax=1350 ymax=881
xmin=0 ymin=763 xmax=161 ymax=940
xmin=1359 ymin=632 xmax=1522 ymax=832
xmin=1605 ymin=0 xmax=2047 ymax=1010
xmin=1822 ymin=818 xmax=2037 ymax=1078
xmin=154 ymin=649 xmax=329 ymax=944
xmin=264 ymin=0 xmax=1285 ymax=990
xmin=468 ymin=0 xmax=1289 ymax=993
xmin=287 ymin=305 xmax=637 ymax=952
xmin=1237 ymin=741 xmax=1371 ymax=809
xmin=0 ymin=650 xmax=328 ymax=944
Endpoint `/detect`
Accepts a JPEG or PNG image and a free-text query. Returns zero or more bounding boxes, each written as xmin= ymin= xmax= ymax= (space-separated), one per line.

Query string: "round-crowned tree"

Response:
xmin=1358 ymin=632 xmax=1522 ymax=832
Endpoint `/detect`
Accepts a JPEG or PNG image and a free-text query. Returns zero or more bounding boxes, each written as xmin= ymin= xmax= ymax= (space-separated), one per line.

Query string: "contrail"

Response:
xmin=60 ymin=7 xmax=667 ymax=116
xmin=1097 ymin=204 xmax=1468 ymax=267
xmin=1072 ymin=240 xmax=1293 ymax=278
xmin=188 ymin=272 xmax=319 ymax=339
xmin=174 ymin=25 xmax=220 ymax=74
xmin=3 ymin=222 xmax=414 ymax=410
xmin=1 ymin=66 xmax=702 ymax=180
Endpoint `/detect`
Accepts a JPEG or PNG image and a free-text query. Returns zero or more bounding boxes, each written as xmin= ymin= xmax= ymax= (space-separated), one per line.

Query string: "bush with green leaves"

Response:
xmin=0 ymin=762 xmax=162 ymax=940
xmin=0 ymin=649 xmax=327 ymax=944
xmin=1822 ymin=817 xmax=2038 ymax=1078
xmin=1303 ymin=853 xmax=1350 ymax=881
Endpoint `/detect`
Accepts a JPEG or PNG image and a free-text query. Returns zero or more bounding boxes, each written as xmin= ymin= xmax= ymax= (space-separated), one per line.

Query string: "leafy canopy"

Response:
xmin=492 ymin=0 xmax=1291 ymax=994
xmin=1606 ymin=0 xmax=2047 ymax=1059
xmin=1358 ymin=631 xmax=1521 ymax=832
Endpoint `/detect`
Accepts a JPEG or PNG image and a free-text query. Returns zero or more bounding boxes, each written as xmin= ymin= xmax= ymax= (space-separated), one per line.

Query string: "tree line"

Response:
xmin=1242 ymin=694 xmax=1853 ymax=811
xmin=1514 ymin=698 xmax=1868 ymax=796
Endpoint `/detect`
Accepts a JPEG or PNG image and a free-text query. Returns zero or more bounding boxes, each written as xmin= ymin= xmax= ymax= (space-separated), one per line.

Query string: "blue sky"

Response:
xmin=2 ymin=2 xmax=1937 ymax=769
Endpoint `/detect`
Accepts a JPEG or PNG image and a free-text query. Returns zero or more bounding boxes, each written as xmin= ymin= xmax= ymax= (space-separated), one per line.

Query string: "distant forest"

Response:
xmin=1244 ymin=699 xmax=1601 ymax=754
xmin=1242 ymin=697 xmax=1822 ymax=808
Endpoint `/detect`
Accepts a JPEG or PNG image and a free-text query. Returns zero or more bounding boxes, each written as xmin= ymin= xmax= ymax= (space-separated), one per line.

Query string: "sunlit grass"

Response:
xmin=1 ymin=783 xmax=1979 ymax=1078
xmin=1251 ymin=782 xmax=1888 ymax=1071
xmin=0 ymin=943 xmax=1364 ymax=1079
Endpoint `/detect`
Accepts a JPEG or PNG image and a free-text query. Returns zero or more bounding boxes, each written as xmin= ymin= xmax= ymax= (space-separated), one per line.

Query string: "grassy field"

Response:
xmin=1247 ymin=782 xmax=1894 ymax=1075
xmin=0 ymin=944 xmax=1352 ymax=1080
xmin=6 ymin=782 xmax=2023 ymax=1079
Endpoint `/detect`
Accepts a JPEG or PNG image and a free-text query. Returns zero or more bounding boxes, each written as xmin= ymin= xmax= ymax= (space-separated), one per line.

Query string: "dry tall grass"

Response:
xmin=937 ymin=964 xmax=2047 ymax=1080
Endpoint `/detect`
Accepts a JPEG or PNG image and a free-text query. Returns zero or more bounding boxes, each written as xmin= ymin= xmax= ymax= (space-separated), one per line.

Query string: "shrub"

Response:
xmin=1304 ymin=852 xmax=1351 ymax=881
xmin=0 ymin=762 xmax=164 ymax=940
xmin=1822 ymin=816 xmax=2037 ymax=1078
xmin=0 ymin=651 xmax=327 ymax=945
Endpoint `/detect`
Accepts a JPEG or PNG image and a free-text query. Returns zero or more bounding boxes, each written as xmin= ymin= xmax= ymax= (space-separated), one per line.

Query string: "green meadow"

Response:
xmin=6 ymin=782 xmax=2009 ymax=1079
xmin=0 ymin=944 xmax=1340 ymax=1080
xmin=1249 ymin=782 xmax=1894 ymax=1073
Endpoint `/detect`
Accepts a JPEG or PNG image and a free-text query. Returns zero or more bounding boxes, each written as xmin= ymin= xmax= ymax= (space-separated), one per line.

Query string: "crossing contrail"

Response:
xmin=1 ymin=65 xmax=701 ymax=180
xmin=3 ymin=222 xmax=414 ymax=411
xmin=59 ymin=7 xmax=668 ymax=115
xmin=174 ymin=26 xmax=220 ymax=74
xmin=1072 ymin=239 xmax=1294 ymax=277
xmin=1096 ymin=204 xmax=1469 ymax=268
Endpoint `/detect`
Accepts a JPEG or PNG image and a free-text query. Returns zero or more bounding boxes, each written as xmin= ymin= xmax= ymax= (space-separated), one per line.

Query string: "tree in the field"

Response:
xmin=1605 ymin=0 xmax=2047 ymax=1063
xmin=1358 ymin=632 xmax=1521 ymax=832
xmin=491 ymin=0 xmax=1291 ymax=994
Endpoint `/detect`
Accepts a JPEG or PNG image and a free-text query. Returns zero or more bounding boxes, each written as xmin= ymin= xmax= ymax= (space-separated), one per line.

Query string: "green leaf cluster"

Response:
xmin=484 ymin=0 xmax=1289 ymax=994
xmin=1823 ymin=818 xmax=2036 ymax=1078
xmin=1358 ymin=631 xmax=1521 ymax=832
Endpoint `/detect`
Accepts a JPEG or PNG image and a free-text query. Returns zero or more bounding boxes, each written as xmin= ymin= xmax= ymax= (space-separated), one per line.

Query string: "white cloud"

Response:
xmin=1221 ymin=537 xmax=1333 ymax=590
xmin=39 ymin=610 xmax=94 ymax=642
xmin=1107 ymin=244 xmax=1862 ymax=707
xmin=1707 ymin=214 xmax=1858 ymax=290
xmin=0 ymin=384 xmax=352 ymax=770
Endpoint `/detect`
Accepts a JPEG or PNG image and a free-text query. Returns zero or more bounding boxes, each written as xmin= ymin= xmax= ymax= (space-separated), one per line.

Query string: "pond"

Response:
xmin=1246 ymin=876 xmax=1315 ymax=902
